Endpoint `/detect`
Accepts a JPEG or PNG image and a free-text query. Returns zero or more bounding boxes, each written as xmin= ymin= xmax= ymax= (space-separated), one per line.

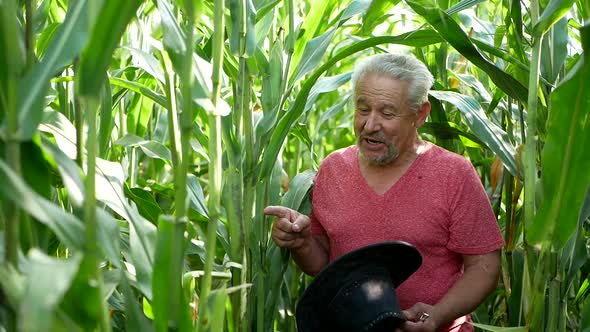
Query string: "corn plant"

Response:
xmin=1 ymin=0 xmax=590 ymax=331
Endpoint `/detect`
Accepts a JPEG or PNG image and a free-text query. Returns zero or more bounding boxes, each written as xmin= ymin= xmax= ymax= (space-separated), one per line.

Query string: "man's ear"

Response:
xmin=415 ymin=102 xmax=431 ymax=128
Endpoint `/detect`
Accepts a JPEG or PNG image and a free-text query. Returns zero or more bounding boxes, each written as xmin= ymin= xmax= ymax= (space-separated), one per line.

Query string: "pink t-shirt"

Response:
xmin=310 ymin=142 xmax=505 ymax=332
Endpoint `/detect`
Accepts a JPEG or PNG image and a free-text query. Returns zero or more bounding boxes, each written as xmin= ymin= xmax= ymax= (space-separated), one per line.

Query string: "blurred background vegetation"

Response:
xmin=0 ymin=0 xmax=589 ymax=331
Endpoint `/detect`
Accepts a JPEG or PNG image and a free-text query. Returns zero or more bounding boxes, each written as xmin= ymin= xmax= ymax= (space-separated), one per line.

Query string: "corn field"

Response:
xmin=0 ymin=0 xmax=589 ymax=331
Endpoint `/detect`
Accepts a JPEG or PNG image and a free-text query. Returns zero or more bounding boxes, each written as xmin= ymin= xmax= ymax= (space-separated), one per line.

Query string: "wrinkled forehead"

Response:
xmin=353 ymin=74 xmax=410 ymax=107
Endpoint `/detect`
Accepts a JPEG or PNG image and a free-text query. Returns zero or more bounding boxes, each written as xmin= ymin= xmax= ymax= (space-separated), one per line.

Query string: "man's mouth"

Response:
xmin=364 ymin=137 xmax=384 ymax=145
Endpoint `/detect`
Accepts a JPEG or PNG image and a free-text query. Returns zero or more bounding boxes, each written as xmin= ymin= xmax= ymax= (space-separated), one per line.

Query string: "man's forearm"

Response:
xmin=292 ymin=235 xmax=330 ymax=276
xmin=431 ymin=251 xmax=501 ymax=329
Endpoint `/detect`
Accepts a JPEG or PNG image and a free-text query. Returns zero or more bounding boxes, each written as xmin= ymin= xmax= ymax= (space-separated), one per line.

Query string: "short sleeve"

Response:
xmin=446 ymin=160 xmax=505 ymax=254
xmin=310 ymin=167 xmax=327 ymax=236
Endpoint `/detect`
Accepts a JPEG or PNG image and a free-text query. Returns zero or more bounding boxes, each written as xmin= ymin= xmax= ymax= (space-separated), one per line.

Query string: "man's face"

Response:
xmin=354 ymin=73 xmax=418 ymax=166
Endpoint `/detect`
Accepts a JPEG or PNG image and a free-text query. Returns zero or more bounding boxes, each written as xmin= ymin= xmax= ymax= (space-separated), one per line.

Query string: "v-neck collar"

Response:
xmin=352 ymin=142 xmax=431 ymax=197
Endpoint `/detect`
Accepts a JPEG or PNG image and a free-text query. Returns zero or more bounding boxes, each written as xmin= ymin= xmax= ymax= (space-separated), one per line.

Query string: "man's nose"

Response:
xmin=364 ymin=112 xmax=381 ymax=132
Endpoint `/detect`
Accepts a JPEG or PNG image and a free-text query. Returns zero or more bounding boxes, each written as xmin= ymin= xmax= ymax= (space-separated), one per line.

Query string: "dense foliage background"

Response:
xmin=1 ymin=0 xmax=589 ymax=331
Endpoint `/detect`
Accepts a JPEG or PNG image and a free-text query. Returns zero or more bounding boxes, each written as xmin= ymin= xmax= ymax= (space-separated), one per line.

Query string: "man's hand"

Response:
xmin=264 ymin=206 xmax=312 ymax=250
xmin=396 ymin=302 xmax=438 ymax=332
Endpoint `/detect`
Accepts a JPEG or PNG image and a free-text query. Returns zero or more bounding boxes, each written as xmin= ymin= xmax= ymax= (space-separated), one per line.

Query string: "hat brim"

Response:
xmin=296 ymin=241 xmax=422 ymax=331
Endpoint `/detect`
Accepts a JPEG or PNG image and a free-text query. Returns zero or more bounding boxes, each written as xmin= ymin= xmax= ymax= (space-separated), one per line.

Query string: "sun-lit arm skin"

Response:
xmin=264 ymin=205 xmax=330 ymax=275
xmin=398 ymin=250 xmax=501 ymax=332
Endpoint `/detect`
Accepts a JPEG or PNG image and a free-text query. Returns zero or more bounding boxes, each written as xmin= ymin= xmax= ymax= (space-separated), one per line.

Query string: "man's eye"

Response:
xmin=356 ymin=109 xmax=369 ymax=114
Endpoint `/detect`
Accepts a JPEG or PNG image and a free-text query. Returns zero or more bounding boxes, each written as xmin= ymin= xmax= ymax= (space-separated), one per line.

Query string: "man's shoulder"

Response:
xmin=425 ymin=142 xmax=472 ymax=168
xmin=320 ymin=145 xmax=357 ymax=168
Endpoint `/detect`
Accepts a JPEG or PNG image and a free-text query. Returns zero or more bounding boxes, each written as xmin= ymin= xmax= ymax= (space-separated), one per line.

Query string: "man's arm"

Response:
xmin=400 ymin=250 xmax=501 ymax=331
xmin=264 ymin=206 xmax=330 ymax=275
xmin=291 ymin=234 xmax=330 ymax=275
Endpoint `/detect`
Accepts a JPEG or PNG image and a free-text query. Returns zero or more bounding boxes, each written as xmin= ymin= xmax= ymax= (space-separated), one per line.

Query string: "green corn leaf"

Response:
xmin=187 ymin=174 xmax=209 ymax=218
xmin=314 ymin=96 xmax=351 ymax=139
xmin=125 ymin=186 xmax=164 ymax=224
xmin=541 ymin=17 xmax=569 ymax=84
xmin=0 ymin=158 xmax=85 ymax=250
xmin=121 ymin=271 xmax=155 ymax=332
xmin=420 ymin=122 xmax=484 ymax=146
xmin=290 ymin=28 xmax=337 ymax=85
xmin=77 ymin=0 xmax=142 ymax=97
xmin=109 ymin=76 xmax=168 ymax=108
xmin=16 ymin=0 xmax=89 ymax=140
xmin=470 ymin=323 xmax=527 ymax=332
xmin=156 ymin=0 xmax=186 ymax=73
xmin=446 ymin=0 xmax=486 ymax=15
xmin=98 ymin=74 xmax=113 ymax=158
xmin=429 ymin=91 xmax=517 ymax=177
xmin=115 ymin=134 xmax=173 ymax=163
xmin=304 ymin=72 xmax=352 ymax=110
xmin=208 ymin=287 xmax=229 ymax=332
xmin=20 ymin=251 xmax=82 ymax=332
xmin=533 ymin=0 xmax=575 ymax=37
xmin=528 ymin=26 xmax=590 ymax=248
xmin=35 ymin=22 xmax=60 ymax=58
xmin=40 ymin=109 xmax=157 ymax=298
xmin=289 ymin=0 xmax=333 ymax=79
xmin=406 ymin=1 xmax=529 ymax=106
xmin=280 ymin=170 xmax=315 ymax=212
xmin=40 ymin=138 xmax=122 ymax=267
xmin=582 ymin=293 xmax=590 ymax=331
xmin=359 ymin=0 xmax=400 ymax=35
xmin=152 ymin=215 xmax=191 ymax=332
xmin=125 ymin=46 xmax=166 ymax=83
xmin=339 ymin=0 xmax=372 ymax=24
xmin=562 ymin=185 xmax=590 ymax=288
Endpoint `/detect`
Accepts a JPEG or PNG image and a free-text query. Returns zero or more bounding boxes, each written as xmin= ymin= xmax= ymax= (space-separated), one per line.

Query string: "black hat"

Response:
xmin=295 ymin=241 xmax=422 ymax=332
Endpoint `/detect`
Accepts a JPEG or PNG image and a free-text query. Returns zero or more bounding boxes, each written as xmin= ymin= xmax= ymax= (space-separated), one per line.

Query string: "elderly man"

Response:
xmin=264 ymin=54 xmax=504 ymax=332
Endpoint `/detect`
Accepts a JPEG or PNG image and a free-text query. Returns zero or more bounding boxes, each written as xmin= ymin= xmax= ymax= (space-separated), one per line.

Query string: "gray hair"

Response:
xmin=351 ymin=54 xmax=434 ymax=112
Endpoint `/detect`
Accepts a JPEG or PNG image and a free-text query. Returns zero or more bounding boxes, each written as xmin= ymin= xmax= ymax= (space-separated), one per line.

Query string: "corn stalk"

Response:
xmin=197 ymin=0 xmax=225 ymax=329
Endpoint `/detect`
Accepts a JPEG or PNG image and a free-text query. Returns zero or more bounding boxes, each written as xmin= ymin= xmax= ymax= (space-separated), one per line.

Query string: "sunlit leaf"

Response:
xmin=187 ymin=174 xmax=209 ymax=218
xmin=115 ymin=134 xmax=172 ymax=162
xmin=20 ymin=251 xmax=82 ymax=332
xmin=471 ymin=323 xmax=527 ymax=332
xmin=533 ymin=0 xmax=575 ymax=37
xmin=360 ymin=0 xmax=400 ymax=35
xmin=528 ymin=30 xmax=590 ymax=248
xmin=406 ymin=1 xmax=529 ymax=105
xmin=77 ymin=0 xmax=142 ymax=96
xmin=0 ymin=158 xmax=85 ymax=250
xmin=16 ymin=0 xmax=89 ymax=139
xmin=125 ymin=46 xmax=166 ymax=83
xmin=429 ymin=90 xmax=517 ymax=177
xmin=281 ymin=170 xmax=315 ymax=211
xmin=125 ymin=186 xmax=163 ymax=224
xmin=290 ymin=28 xmax=337 ymax=84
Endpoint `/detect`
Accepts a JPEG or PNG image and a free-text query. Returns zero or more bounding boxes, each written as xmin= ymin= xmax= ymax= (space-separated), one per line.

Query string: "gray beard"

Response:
xmin=356 ymin=136 xmax=399 ymax=166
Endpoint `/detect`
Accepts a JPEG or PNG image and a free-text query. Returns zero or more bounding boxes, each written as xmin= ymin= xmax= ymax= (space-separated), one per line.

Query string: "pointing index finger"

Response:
xmin=263 ymin=206 xmax=296 ymax=221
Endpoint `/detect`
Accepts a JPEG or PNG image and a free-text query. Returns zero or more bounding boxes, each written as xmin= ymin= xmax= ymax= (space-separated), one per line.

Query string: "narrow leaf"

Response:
xmin=17 ymin=0 xmax=89 ymax=139
xmin=429 ymin=91 xmax=517 ymax=177
xmin=77 ymin=0 xmax=142 ymax=96
xmin=406 ymin=1 xmax=528 ymax=105
xmin=290 ymin=28 xmax=337 ymax=84
xmin=0 ymin=159 xmax=85 ymax=250
xmin=528 ymin=27 xmax=590 ymax=248
xmin=533 ymin=0 xmax=575 ymax=37
xmin=20 ymin=251 xmax=82 ymax=332
xmin=281 ymin=170 xmax=315 ymax=211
